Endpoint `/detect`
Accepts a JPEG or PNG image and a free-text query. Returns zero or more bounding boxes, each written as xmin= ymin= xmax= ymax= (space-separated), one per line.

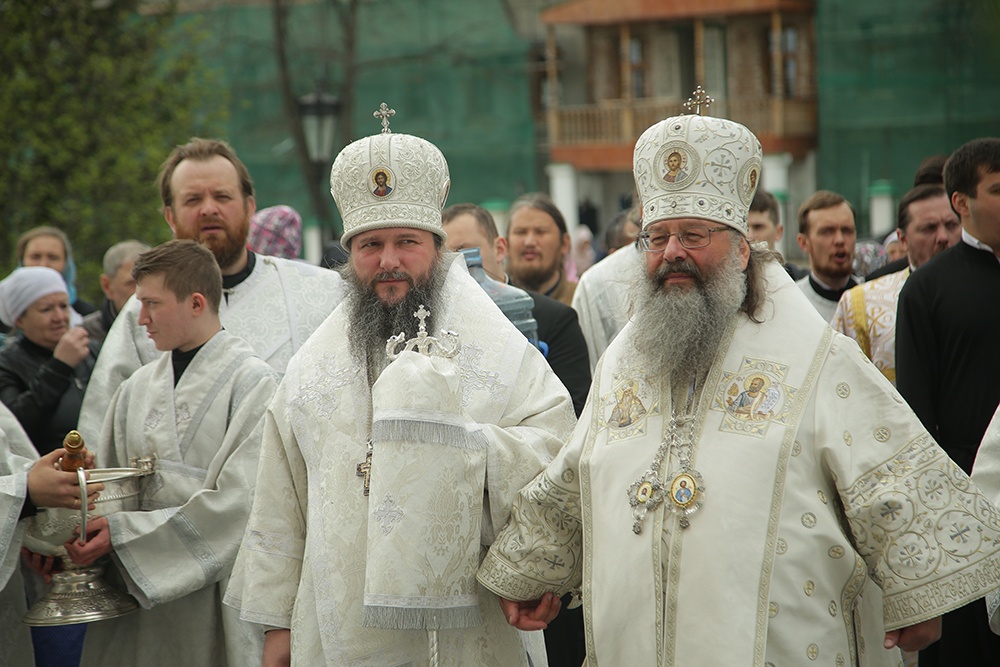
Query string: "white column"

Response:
xmin=302 ymin=219 xmax=322 ymax=265
xmin=868 ymin=180 xmax=895 ymax=239
xmin=545 ymin=162 xmax=579 ymax=238
xmin=762 ymin=152 xmax=793 ymax=259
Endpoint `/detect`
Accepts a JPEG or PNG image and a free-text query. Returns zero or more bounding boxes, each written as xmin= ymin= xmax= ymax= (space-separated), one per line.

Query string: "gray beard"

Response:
xmin=342 ymin=257 xmax=447 ymax=385
xmin=630 ymin=248 xmax=747 ymax=381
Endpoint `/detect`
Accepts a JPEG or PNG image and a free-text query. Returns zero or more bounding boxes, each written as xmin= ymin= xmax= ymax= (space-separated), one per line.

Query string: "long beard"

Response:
xmin=343 ymin=256 xmax=447 ymax=384
xmin=630 ymin=248 xmax=747 ymax=380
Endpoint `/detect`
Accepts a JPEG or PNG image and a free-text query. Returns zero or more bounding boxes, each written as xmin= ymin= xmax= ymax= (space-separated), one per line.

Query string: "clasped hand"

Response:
xmin=884 ymin=616 xmax=942 ymax=652
xmin=498 ymin=592 xmax=562 ymax=631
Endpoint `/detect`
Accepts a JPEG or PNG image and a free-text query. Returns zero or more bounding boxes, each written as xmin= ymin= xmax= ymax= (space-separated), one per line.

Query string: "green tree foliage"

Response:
xmin=0 ymin=0 xmax=226 ymax=303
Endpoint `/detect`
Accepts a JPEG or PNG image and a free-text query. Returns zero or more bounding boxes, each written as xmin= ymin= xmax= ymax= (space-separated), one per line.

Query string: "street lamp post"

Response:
xmin=297 ymin=82 xmax=342 ymax=262
xmin=298 ymin=82 xmax=342 ymax=170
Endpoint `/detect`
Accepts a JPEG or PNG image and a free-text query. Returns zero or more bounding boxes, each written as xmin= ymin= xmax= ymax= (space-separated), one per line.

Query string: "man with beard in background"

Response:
xmin=76 ymin=138 xmax=345 ymax=445
xmin=506 ymin=193 xmax=577 ymax=306
xmin=478 ymin=104 xmax=1000 ymax=666
xmin=224 ymin=110 xmax=575 ymax=667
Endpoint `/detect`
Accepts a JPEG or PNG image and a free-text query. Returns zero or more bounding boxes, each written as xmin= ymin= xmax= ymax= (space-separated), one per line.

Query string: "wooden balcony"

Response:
xmin=547 ymin=97 xmax=817 ymax=171
xmin=542 ymin=0 xmax=815 ymax=25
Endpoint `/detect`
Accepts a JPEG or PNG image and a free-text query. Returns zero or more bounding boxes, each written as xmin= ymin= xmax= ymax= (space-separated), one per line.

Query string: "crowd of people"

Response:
xmin=1 ymin=99 xmax=999 ymax=667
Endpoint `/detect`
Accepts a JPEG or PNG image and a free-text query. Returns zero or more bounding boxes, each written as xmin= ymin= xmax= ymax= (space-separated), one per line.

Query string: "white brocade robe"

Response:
xmin=226 ymin=256 xmax=577 ymax=666
xmin=81 ymin=330 xmax=278 ymax=667
xmin=480 ymin=261 xmax=1000 ymax=666
xmin=571 ymin=243 xmax=641 ymax=372
xmin=971 ymin=404 xmax=1000 ymax=633
xmin=831 ymin=269 xmax=909 ymax=385
xmin=0 ymin=405 xmax=40 ymax=665
xmin=77 ymin=254 xmax=345 ymax=444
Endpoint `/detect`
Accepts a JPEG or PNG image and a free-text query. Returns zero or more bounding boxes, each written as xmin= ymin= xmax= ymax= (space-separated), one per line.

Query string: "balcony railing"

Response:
xmin=550 ymin=97 xmax=816 ymax=145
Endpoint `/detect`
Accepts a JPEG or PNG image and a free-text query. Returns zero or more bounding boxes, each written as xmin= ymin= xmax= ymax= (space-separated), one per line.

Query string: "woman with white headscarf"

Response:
xmin=0 ymin=266 xmax=97 ymax=456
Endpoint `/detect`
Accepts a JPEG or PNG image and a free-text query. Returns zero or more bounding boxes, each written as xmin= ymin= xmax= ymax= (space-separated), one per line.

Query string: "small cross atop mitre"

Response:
xmin=683 ymin=86 xmax=714 ymax=115
xmin=373 ymin=102 xmax=395 ymax=134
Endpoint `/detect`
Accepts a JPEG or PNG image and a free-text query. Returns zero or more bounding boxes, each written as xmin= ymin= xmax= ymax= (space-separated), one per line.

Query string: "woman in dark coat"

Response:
xmin=0 ymin=266 xmax=97 ymax=455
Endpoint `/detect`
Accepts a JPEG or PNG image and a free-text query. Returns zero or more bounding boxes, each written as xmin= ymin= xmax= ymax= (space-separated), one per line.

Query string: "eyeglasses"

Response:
xmin=637 ymin=226 xmax=733 ymax=252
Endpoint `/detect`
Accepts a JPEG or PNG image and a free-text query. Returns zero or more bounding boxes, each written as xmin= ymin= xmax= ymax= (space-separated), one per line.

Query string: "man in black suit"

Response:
xmin=442 ymin=204 xmax=591 ymax=418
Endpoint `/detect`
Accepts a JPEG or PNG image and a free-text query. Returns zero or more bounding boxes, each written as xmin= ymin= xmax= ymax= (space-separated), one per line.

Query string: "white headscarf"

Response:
xmin=0 ymin=266 xmax=70 ymax=327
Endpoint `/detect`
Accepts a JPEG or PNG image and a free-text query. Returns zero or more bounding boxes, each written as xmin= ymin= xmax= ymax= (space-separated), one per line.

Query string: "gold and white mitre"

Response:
xmin=633 ymin=87 xmax=762 ymax=235
xmin=331 ymin=102 xmax=451 ymax=247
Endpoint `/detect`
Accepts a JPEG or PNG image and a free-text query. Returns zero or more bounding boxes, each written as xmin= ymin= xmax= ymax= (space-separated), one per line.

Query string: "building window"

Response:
xmin=629 ymin=35 xmax=647 ymax=98
xmin=782 ymin=27 xmax=798 ymax=97
xmin=703 ymin=24 xmax=727 ymax=100
xmin=768 ymin=25 xmax=799 ymax=97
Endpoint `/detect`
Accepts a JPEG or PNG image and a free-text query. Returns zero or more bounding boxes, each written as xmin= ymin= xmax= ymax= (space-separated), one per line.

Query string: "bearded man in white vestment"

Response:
xmin=0 ymin=404 xmax=102 ymax=665
xmin=478 ymin=105 xmax=1000 ymax=666
xmin=77 ymin=138 xmax=344 ymax=446
xmin=224 ymin=110 xmax=576 ymax=667
xmin=64 ymin=240 xmax=279 ymax=666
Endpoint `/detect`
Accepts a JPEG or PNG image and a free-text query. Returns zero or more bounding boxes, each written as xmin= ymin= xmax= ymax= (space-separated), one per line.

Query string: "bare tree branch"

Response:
xmin=331 ymin=0 xmax=358 ymax=144
xmin=273 ymin=0 xmax=331 ymax=223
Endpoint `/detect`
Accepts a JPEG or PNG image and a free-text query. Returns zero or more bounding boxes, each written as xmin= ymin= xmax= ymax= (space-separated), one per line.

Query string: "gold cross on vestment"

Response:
xmin=373 ymin=103 xmax=395 ymax=134
xmin=683 ymin=86 xmax=714 ymax=115
xmin=356 ymin=440 xmax=373 ymax=496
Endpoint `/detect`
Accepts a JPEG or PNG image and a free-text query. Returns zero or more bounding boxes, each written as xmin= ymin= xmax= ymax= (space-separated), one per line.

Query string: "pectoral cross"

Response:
xmin=356 ymin=440 xmax=373 ymax=496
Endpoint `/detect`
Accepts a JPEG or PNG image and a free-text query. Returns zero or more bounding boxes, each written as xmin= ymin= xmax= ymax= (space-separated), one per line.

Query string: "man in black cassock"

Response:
xmin=896 ymin=137 xmax=1000 ymax=667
